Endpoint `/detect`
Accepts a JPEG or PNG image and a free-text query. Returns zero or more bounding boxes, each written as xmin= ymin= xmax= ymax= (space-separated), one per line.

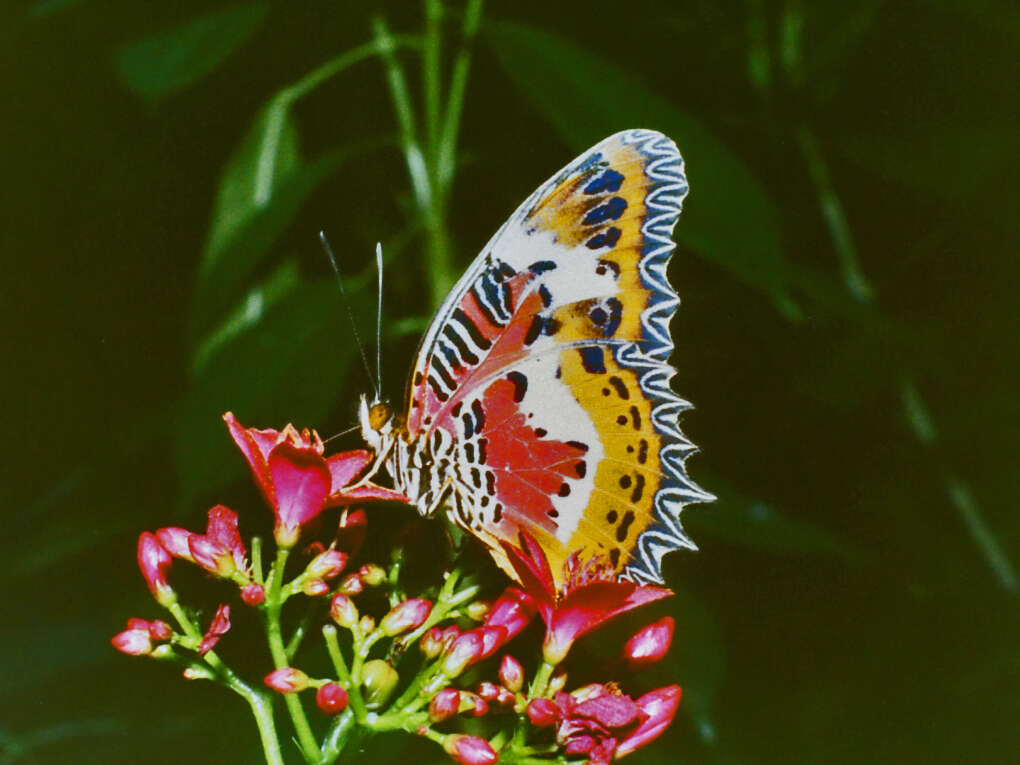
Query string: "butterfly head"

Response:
xmin=358 ymin=394 xmax=399 ymax=451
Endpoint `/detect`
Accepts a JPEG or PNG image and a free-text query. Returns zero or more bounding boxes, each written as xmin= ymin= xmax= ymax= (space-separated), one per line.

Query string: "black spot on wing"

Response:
xmin=582 ymin=197 xmax=627 ymax=225
xmin=585 ymin=226 xmax=621 ymax=250
xmin=452 ymin=308 xmax=492 ymax=350
xmin=583 ymin=168 xmax=624 ymax=194
xmin=506 ymin=371 xmax=528 ymax=403
xmin=578 ymin=347 xmax=606 ymax=374
xmin=608 ymin=376 xmax=629 ymax=399
xmin=616 ymin=510 xmax=635 ymax=542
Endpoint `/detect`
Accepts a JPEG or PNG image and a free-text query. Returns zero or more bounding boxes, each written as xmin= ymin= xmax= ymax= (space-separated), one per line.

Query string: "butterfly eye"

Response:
xmin=369 ymin=403 xmax=393 ymax=430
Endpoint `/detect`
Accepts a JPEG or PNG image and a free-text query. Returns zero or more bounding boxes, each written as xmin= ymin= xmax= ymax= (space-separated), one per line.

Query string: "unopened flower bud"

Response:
xmin=476 ymin=626 xmax=507 ymax=661
xmin=359 ymin=614 xmax=376 ymax=634
xmin=264 ymin=667 xmax=310 ymax=694
xmin=623 ymin=616 xmax=674 ymax=670
xmin=306 ymin=549 xmax=348 ymax=580
xmin=112 ymin=628 xmax=152 ymax=656
xmin=137 ymin=532 xmax=176 ymax=607
xmin=429 ymin=688 xmax=460 ymax=722
xmin=547 ymin=669 xmax=568 ymax=695
xmin=380 ymin=598 xmax=432 ymax=636
xmin=183 ymin=665 xmax=216 ymax=681
xmin=477 ymin=682 xmax=499 ymax=702
xmin=420 ymin=627 xmax=444 ymax=658
xmin=361 ymin=659 xmax=398 ymax=708
xmin=148 ymin=620 xmax=172 ymax=641
xmin=498 ymin=655 xmax=523 ymax=692
xmin=330 ymin=594 xmax=358 ymax=628
xmin=444 ymin=734 xmax=498 ymax=765
xmin=464 ymin=693 xmax=489 ymax=717
xmin=440 ymin=625 xmax=461 ymax=650
xmin=150 ymin=644 xmax=174 ymax=660
xmin=484 ymin=587 xmax=536 ymax=642
xmin=316 ymin=682 xmax=349 ymax=715
xmin=241 ymin=583 xmax=266 ymax=606
xmin=465 ymin=600 xmax=491 ymax=621
xmin=358 ymin=563 xmax=386 ymax=587
xmin=442 ymin=630 xmax=484 ymax=677
xmin=496 ymin=687 xmax=515 ymax=707
xmin=338 ymin=572 xmax=363 ymax=595
xmin=302 ymin=578 xmax=330 ymax=597
xmin=526 ymin=697 xmax=559 ymax=727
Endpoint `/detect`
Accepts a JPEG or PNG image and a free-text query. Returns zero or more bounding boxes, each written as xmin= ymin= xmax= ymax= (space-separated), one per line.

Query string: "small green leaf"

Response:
xmin=485 ymin=21 xmax=800 ymax=317
xmin=176 ymin=279 xmax=367 ymax=504
xmin=114 ymin=3 xmax=268 ymax=99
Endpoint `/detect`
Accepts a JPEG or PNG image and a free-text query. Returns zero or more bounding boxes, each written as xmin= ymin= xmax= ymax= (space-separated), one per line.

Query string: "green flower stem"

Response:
xmin=265 ymin=547 xmax=320 ymax=763
xmin=323 ymin=625 xmax=368 ymax=721
xmin=423 ymin=0 xmax=443 ymax=156
xmin=528 ymin=661 xmax=556 ymax=699
xmin=166 ymin=602 xmax=284 ymax=765
xmin=317 ymin=707 xmax=362 ymax=765
xmin=252 ymin=537 xmax=264 ymax=585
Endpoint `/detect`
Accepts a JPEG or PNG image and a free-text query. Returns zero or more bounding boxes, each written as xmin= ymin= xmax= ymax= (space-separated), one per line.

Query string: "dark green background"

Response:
xmin=3 ymin=1 xmax=1017 ymax=763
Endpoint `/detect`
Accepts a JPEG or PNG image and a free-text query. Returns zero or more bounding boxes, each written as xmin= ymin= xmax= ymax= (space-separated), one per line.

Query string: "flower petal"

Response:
xmin=326 ymin=449 xmax=374 ymax=489
xmin=223 ymin=412 xmax=277 ymax=504
xmin=268 ymin=441 xmax=331 ymax=533
xmin=615 ymin=685 xmax=682 ymax=758
xmin=546 ymin=581 xmax=671 ymax=657
xmin=327 ymin=484 xmax=410 ymax=506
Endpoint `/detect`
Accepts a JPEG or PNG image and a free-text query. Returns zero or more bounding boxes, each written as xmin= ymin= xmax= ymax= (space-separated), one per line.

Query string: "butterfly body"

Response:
xmin=360 ymin=129 xmax=711 ymax=585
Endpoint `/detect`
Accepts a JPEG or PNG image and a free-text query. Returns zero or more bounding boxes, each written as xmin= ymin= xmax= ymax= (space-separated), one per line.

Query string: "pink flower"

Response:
xmin=553 ymin=684 xmax=645 ymax=765
xmin=615 ymin=685 xmax=683 ymax=758
xmin=337 ymin=508 xmax=368 ymax=556
xmin=264 ymin=667 xmax=310 ymax=694
xmin=316 ymin=682 xmax=349 ymax=715
xmin=137 ymin=532 xmax=175 ymax=606
xmin=623 ymin=616 xmax=674 ymax=669
xmin=198 ymin=604 xmax=231 ymax=655
xmin=224 ymin=413 xmax=407 ymax=547
xmin=444 ymin=734 xmax=498 ymax=765
xmin=501 ymin=532 xmax=671 ymax=663
xmin=157 ymin=506 xmax=250 ymax=583
xmin=526 ymin=697 xmax=559 ymax=727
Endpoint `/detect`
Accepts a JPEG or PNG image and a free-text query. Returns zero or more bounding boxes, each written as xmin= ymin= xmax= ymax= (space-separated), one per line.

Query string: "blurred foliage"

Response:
xmin=2 ymin=0 xmax=1018 ymax=763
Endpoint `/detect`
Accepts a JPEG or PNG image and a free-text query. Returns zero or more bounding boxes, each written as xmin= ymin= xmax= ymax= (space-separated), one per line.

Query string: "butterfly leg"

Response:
xmin=346 ymin=438 xmax=395 ymax=491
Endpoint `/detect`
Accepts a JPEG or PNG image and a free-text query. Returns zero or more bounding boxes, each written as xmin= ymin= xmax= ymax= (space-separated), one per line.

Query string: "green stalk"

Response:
xmin=436 ymin=0 xmax=483 ymax=193
xmin=265 ymin=547 xmax=320 ymax=763
xmin=323 ymin=626 xmax=368 ymax=722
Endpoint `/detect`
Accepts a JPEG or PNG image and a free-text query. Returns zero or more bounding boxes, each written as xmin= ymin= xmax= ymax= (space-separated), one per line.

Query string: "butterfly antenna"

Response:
xmin=375 ymin=241 xmax=384 ymax=396
xmin=319 ymin=231 xmax=377 ymax=400
xmin=323 ymin=423 xmax=361 ymax=445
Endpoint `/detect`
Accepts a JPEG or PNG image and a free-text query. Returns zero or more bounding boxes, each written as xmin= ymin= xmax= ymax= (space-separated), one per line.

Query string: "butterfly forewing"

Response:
xmin=399 ymin=130 xmax=711 ymax=585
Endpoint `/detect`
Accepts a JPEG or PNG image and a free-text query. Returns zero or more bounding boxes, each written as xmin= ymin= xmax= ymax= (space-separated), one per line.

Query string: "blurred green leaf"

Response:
xmin=29 ymin=0 xmax=85 ymax=18
xmin=686 ymin=472 xmax=864 ymax=563
xmin=485 ymin=21 xmax=801 ymax=319
xmin=176 ymin=279 xmax=366 ymax=504
xmin=668 ymin=587 xmax=726 ymax=744
xmin=114 ymin=3 xmax=268 ymax=100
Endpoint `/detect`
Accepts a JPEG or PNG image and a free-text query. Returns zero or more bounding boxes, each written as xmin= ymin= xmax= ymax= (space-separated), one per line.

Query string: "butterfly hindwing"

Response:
xmin=401 ymin=130 xmax=711 ymax=584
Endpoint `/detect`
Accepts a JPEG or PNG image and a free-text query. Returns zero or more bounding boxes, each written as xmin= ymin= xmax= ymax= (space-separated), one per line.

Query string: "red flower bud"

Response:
xmin=465 ymin=600 xmax=491 ymax=621
xmin=306 ymin=549 xmax=348 ymax=580
xmin=477 ymin=682 xmax=499 ymax=702
xmin=526 ymin=697 xmax=559 ymax=727
xmin=442 ymin=630 xmax=484 ymax=677
xmin=148 ymin=620 xmax=172 ymax=641
xmin=316 ymin=682 xmax=349 ymax=715
xmin=476 ymin=625 xmax=508 ymax=661
xmin=137 ymin=532 xmax=175 ymax=606
xmin=444 ymin=735 xmax=498 ymax=765
xmin=380 ymin=598 xmax=432 ymax=636
xmin=303 ymin=578 xmax=330 ymax=596
xmin=623 ymin=616 xmax=674 ymax=670
xmin=496 ymin=687 xmax=516 ymax=707
xmin=330 ymin=594 xmax=359 ymax=628
xmin=359 ymin=614 xmax=376 ymax=633
xmin=338 ymin=572 xmax=363 ymax=596
xmin=264 ymin=667 xmax=310 ymax=694
xmin=112 ymin=628 xmax=152 ymax=656
xmin=241 ymin=583 xmax=266 ymax=606
xmin=440 ymin=625 xmax=461 ymax=650
xmin=498 ymin=655 xmax=524 ymax=692
xmin=465 ymin=694 xmax=489 ymax=717
xmin=616 ymin=685 xmax=682 ymax=758
xmin=429 ymin=688 xmax=460 ymax=722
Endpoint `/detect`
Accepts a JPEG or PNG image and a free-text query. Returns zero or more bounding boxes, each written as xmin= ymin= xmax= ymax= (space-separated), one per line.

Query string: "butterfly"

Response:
xmin=359 ymin=129 xmax=712 ymax=585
